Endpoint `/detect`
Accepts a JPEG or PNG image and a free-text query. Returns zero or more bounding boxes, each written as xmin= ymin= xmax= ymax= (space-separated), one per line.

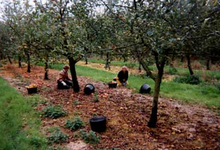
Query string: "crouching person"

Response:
xmin=57 ymin=65 xmax=73 ymax=89
xmin=114 ymin=66 xmax=129 ymax=86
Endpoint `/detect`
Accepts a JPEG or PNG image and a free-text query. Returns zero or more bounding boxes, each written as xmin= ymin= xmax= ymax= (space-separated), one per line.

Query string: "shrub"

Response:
xmin=173 ymin=75 xmax=201 ymax=85
xmin=65 ymin=116 xmax=84 ymax=131
xmin=78 ymin=130 xmax=100 ymax=144
xmin=169 ymin=66 xmax=178 ymax=75
xmin=43 ymin=105 xmax=67 ymax=119
xmin=47 ymin=128 xmax=68 ymax=144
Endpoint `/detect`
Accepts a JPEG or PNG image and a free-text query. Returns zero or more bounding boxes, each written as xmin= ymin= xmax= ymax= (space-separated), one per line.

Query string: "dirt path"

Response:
xmin=0 ymin=64 xmax=220 ymax=150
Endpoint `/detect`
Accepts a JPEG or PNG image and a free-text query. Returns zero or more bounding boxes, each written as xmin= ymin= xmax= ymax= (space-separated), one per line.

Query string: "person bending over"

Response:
xmin=57 ymin=65 xmax=73 ymax=89
xmin=115 ymin=66 xmax=128 ymax=86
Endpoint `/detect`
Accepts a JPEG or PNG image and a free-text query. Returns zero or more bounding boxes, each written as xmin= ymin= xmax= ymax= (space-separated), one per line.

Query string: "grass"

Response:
xmin=46 ymin=63 xmax=220 ymax=109
xmin=0 ymin=77 xmax=48 ymax=150
xmin=86 ymin=58 xmax=220 ymax=81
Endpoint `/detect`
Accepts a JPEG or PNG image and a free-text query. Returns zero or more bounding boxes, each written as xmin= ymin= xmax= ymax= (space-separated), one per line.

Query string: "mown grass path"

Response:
xmin=0 ymin=77 xmax=48 ymax=150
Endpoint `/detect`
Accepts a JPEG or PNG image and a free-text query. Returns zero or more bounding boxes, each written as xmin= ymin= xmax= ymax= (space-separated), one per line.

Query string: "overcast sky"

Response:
xmin=0 ymin=0 xmax=47 ymax=21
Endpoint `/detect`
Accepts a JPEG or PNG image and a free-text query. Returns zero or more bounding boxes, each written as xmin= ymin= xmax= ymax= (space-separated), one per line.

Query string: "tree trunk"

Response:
xmin=172 ymin=54 xmax=175 ymax=61
xmin=85 ymin=58 xmax=88 ymax=65
xmin=0 ymin=52 xmax=4 ymax=60
xmin=186 ymin=55 xmax=194 ymax=75
xmin=123 ymin=55 xmax=127 ymax=62
xmin=18 ymin=56 xmax=22 ymax=67
xmin=100 ymin=51 xmax=103 ymax=59
xmin=181 ymin=56 xmax=184 ymax=62
xmin=84 ymin=47 xmax=88 ymax=65
xmin=68 ymin=57 xmax=80 ymax=92
xmin=44 ymin=58 xmax=49 ymax=80
xmin=105 ymin=52 xmax=110 ymax=70
xmin=148 ymin=71 xmax=163 ymax=128
xmin=8 ymin=56 xmax=12 ymax=64
xmin=138 ymin=62 xmax=142 ymax=72
xmin=85 ymin=54 xmax=88 ymax=65
xmin=27 ymin=53 xmax=31 ymax=73
xmin=206 ymin=58 xmax=211 ymax=70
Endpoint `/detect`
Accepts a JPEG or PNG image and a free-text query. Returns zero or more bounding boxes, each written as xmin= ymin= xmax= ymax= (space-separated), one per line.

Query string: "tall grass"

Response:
xmin=0 ymin=77 xmax=48 ymax=150
xmin=47 ymin=63 xmax=220 ymax=109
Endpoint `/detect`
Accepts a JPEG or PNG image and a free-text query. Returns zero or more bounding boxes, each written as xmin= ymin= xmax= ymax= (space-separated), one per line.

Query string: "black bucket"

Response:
xmin=84 ymin=84 xmax=95 ymax=95
xmin=140 ymin=84 xmax=151 ymax=94
xmin=27 ymin=87 xmax=38 ymax=94
xmin=90 ymin=116 xmax=107 ymax=133
xmin=108 ymin=83 xmax=117 ymax=88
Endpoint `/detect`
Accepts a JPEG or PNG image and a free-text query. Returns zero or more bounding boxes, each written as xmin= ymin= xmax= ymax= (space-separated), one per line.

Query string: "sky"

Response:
xmin=0 ymin=0 xmax=46 ymax=21
xmin=0 ymin=0 xmax=105 ymax=21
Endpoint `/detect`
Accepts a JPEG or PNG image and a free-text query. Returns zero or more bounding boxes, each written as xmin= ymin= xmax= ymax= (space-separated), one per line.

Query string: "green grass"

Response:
xmin=0 ymin=77 xmax=48 ymax=150
xmin=87 ymin=58 xmax=220 ymax=81
xmin=47 ymin=63 xmax=220 ymax=109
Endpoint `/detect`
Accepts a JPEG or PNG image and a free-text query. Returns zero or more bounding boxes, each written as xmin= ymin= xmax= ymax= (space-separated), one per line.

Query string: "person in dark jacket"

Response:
xmin=57 ymin=65 xmax=73 ymax=89
xmin=116 ymin=66 xmax=128 ymax=86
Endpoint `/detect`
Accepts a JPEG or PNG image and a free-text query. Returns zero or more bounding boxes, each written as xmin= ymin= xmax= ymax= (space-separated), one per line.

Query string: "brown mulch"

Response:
xmin=0 ymin=64 xmax=220 ymax=150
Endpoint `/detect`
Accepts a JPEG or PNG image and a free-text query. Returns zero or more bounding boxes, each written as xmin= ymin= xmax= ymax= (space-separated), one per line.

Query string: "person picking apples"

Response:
xmin=57 ymin=65 xmax=73 ymax=89
xmin=114 ymin=66 xmax=129 ymax=86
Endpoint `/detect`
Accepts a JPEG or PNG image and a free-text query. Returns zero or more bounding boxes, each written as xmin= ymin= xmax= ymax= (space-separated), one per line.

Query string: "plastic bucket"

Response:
xmin=108 ymin=83 xmax=117 ymax=88
xmin=90 ymin=116 xmax=107 ymax=132
xmin=84 ymin=84 xmax=95 ymax=95
xmin=27 ymin=87 xmax=37 ymax=94
xmin=139 ymin=84 xmax=151 ymax=94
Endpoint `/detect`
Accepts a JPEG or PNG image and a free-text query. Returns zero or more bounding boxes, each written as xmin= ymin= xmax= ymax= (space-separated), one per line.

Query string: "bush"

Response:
xmin=173 ymin=75 xmax=201 ymax=85
xmin=78 ymin=130 xmax=100 ymax=144
xmin=47 ymin=128 xmax=68 ymax=144
xmin=65 ymin=116 xmax=84 ymax=131
xmin=169 ymin=66 xmax=178 ymax=75
xmin=43 ymin=105 xmax=67 ymax=119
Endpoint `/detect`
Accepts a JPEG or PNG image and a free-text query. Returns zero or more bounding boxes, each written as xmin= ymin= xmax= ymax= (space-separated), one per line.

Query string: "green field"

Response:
xmin=47 ymin=63 xmax=220 ymax=109
xmin=0 ymin=77 xmax=48 ymax=150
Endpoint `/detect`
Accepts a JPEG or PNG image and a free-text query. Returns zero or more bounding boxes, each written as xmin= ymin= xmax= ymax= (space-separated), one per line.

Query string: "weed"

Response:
xmin=93 ymin=113 xmax=98 ymax=116
xmin=43 ymin=105 xmax=67 ymax=119
xmin=173 ymin=75 xmax=201 ymax=85
xmin=65 ymin=116 xmax=84 ymax=131
xmin=92 ymin=92 xmax=99 ymax=103
xmin=77 ymin=130 xmax=100 ymax=144
xmin=47 ymin=128 xmax=68 ymax=144
xmin=73 ymin=99 xmax=80 ymax=105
